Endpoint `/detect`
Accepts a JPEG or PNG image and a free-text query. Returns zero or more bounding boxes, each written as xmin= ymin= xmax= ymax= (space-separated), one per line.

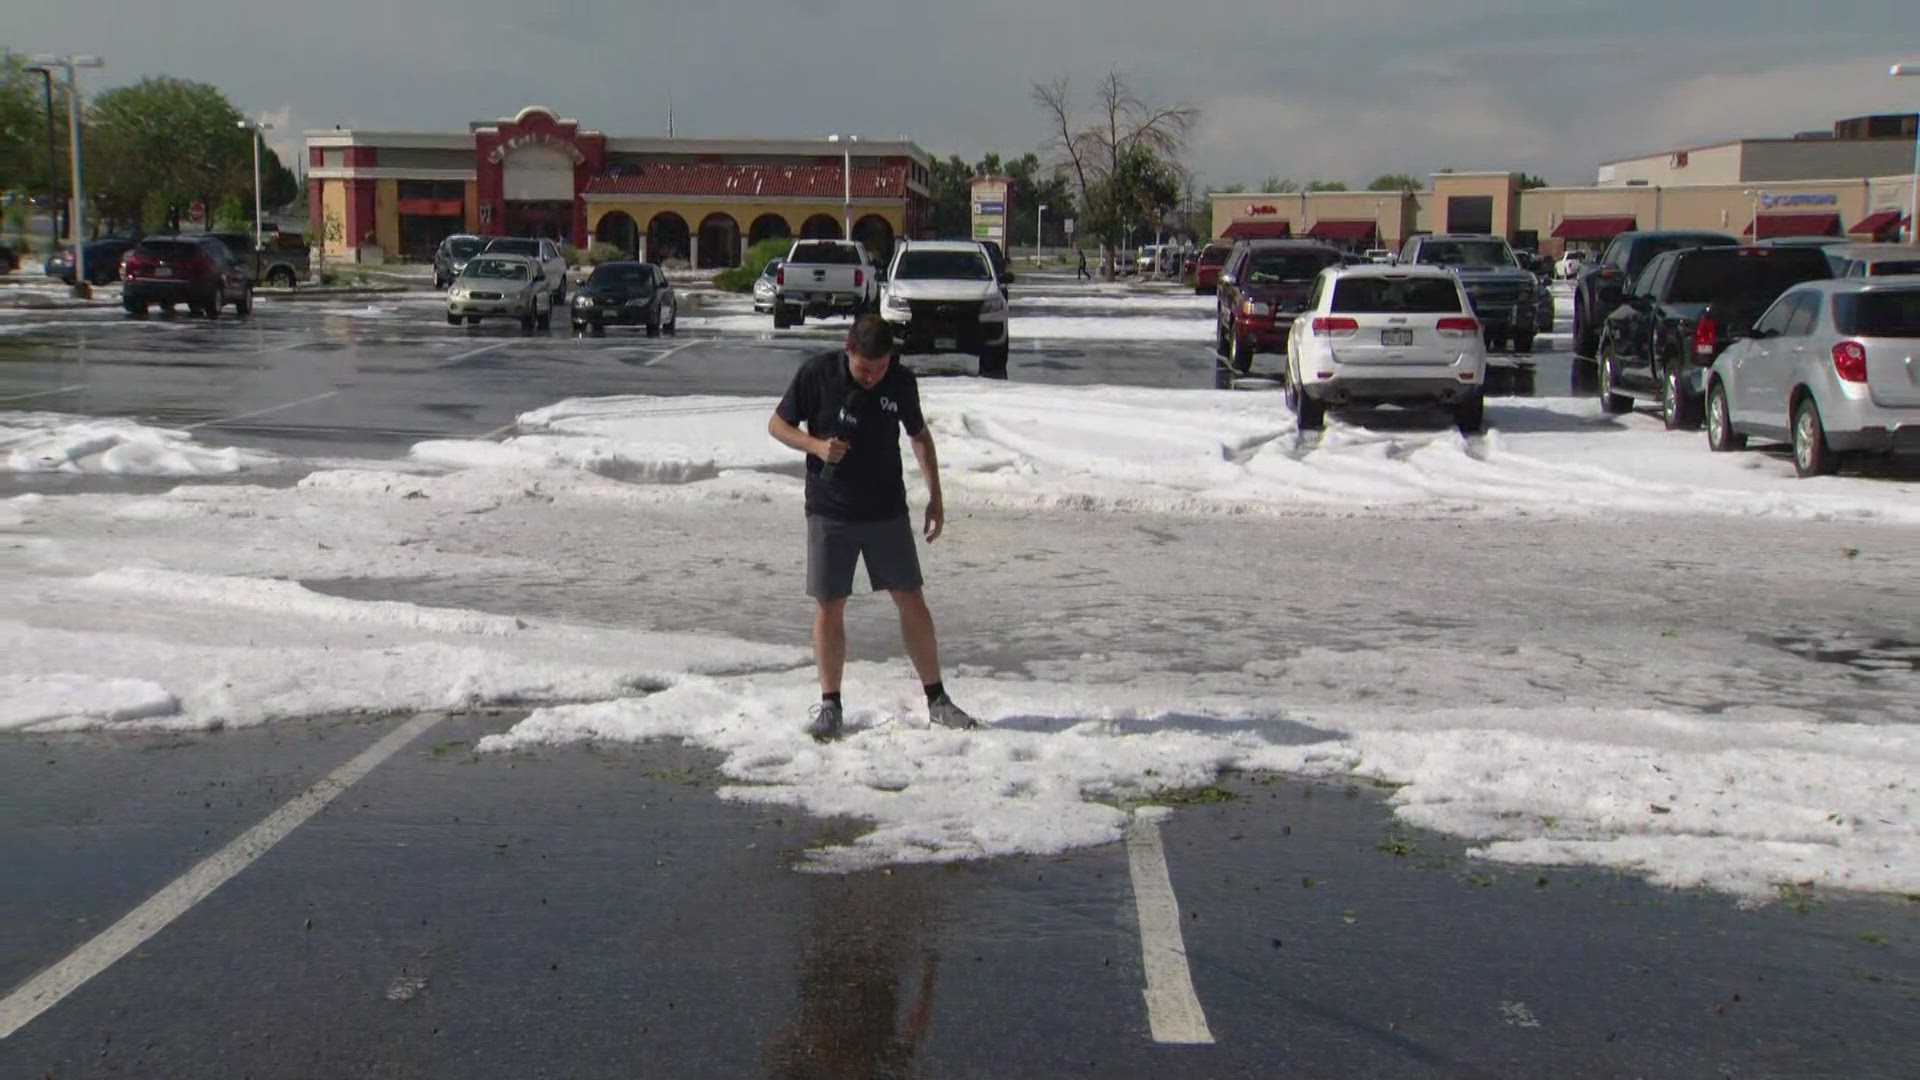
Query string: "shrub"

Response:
xmin=583 ymin=242 xmax=624 ymax=266
xmin=712 ymin=237 xmax=793 ymax=292
xmin=559 ymin=242 xmax=580 ymax=266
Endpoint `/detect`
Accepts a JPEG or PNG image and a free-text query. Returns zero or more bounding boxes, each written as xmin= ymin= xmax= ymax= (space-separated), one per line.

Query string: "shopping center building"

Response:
xmin=305 ymin=107 xmax=934 ymax=265
xmin=1212 ymin=113 xmax=1918 ymax=255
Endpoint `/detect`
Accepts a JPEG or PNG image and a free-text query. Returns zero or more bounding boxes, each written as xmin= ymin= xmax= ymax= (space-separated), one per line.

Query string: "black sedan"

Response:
xmin=570 ymin=262 xmax=678 ymax=335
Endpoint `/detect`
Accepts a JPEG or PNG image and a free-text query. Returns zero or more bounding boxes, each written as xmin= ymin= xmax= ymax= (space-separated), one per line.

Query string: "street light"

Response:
xmin=23 ymin=66 xmax=58 ymax=260
xmin=1893 ymin=63 xmax=1920 ymax=245
xmin=827 ymin=133 xmax=859 ymax=239
xmin=30 ymin=53 xmax=104 ymax=298
xmin=238 ymin=118 xmax=276 ymax=251
xmin=1036 ymin=203 xmax=1047 ymax=264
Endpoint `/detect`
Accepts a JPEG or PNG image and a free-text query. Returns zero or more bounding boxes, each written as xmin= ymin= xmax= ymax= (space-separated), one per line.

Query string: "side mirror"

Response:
xmin=1002 ymin=270 xmax=1017 ymax=284
xmin=1219 ymin=273 xmax=1237 ymax=287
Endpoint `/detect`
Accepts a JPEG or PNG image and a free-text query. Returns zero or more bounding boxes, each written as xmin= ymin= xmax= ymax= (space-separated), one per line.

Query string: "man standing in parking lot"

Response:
xmin=1076 ymin=247 xmax=1090 ymax=281
xmin=766 ymin=315 xmax=978 ymax=741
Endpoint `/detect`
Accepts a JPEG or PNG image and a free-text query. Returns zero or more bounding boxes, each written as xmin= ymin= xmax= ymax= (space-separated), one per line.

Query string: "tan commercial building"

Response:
xmin=1212 ymin=113 xmax=1917 ymax=257
xmin=307 ymin=107 xmax=933 ymax=266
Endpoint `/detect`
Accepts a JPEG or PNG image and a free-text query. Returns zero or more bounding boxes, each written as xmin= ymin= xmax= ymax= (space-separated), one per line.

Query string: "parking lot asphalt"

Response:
xmin=4 ymin=707 xmax=1913 ymax=1079
xmin=0 ymin=277 xmax=1571 ymax=468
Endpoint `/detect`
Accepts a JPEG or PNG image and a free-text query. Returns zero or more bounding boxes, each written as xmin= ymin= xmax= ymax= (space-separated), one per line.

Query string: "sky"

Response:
xmin=11 ymin=2 xmax=1919 ymax=189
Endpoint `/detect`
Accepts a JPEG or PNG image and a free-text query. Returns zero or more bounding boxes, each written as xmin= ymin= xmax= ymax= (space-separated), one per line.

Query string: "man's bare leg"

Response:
xmin=889 ymin=588 xmax=941 ymax=686
xmin=814 ymin=597 xmax=849 ymax=694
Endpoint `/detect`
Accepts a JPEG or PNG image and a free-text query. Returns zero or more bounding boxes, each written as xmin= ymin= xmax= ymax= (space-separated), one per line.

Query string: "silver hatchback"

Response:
xmin=1705 ymin=277 xmax=1920 ymax=476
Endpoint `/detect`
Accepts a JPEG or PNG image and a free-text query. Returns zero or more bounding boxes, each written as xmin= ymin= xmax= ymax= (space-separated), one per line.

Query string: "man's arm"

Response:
xmin=911 ymin=428 xmax=944 ymax=541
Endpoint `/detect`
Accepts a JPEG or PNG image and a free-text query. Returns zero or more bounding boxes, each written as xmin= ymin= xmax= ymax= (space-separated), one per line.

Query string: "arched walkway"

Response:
xmin=748 ymin=213 xmax=792 ymax=248
xmin=594 ymin=211 xmax=640 ymax=258
xmin=697 ymin=213 xmax=741 ymax=269
xmin=646 ymin=212 xmax=690 ymax=265
xmin=799 ymin=214 xmax=843 ymax=240
xmin=852 ymin=215 xmax=895 ymax=265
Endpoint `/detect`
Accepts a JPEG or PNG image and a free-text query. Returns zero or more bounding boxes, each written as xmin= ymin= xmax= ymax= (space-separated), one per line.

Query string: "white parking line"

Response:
xmin=436 ymin=341 xmax=513 ymax=368
xmin=643 ymin=340 xmax=701 ymax=367
xmin=0 ymin=712 xmax=446 ymax=1040
xmin=480 ymin=421 xmax=519 ymax=441
xmin=1126 ymin=812 xmax=1214 ymax=1045
xmin=184 ymin=389 xmax=340 ymax=431
xmin=0 ymin=383 xmax=87 ymax=404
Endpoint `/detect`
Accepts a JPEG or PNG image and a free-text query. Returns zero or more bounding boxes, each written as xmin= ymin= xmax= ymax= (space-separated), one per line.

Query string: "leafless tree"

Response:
xmin=1031 ymin=72 xmax=1198 ymax=276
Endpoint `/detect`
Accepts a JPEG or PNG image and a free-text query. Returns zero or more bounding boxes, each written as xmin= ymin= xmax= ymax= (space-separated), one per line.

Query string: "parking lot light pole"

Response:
xmin=1036 ymin=203 xmax=1047 ymax=263
xmin=1894 ymin=63 xmax=1920 ymax=244
xmin=238 ymin=119 xmax=275 ymax=251
xmin=828 ymin=133 xmax=858 ymax=239
xmin=25 ymin=66 xmax=59 ymax=260
xmin=30 ymin=53 xmax=103 ymax=298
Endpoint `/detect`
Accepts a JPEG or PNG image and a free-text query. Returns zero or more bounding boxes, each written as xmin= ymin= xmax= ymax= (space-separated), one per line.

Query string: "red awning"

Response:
xmin=1743 ymin=213 xmax=1842 ymax=239
xmin=1305 ymin=219 xmax=1377 ymax=241
xmin=1220 ymin=220 xmax=1291 ymax=240
xmin=1552 ymin=215 xmax=1637 ymax=240
xmin=1849 ymin=209 xmax=1907 ymax=235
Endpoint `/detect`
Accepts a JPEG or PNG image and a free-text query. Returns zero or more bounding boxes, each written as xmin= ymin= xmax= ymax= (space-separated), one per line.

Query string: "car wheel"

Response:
xmin=1512 ymin=333 xmax=1535 ymax=355
xmin=1792 ymin=396 xmax=1838 ymax=478
xmin=206 ymin=286 xmax=224 ymax=320
xmin=1229 ymin=334 xmax=1253 ymax=375
xmin=591 ymin=322 xmax=606 ymax=336
xmin=1575 ymin=299 xmax=1600 ymax=358
xmin=773 ymin=304 xmax=791 ymax=330
xmin=1706 ymin=383 xmax=1746 ymax=452
xmin=646 ymin=316 xmax=660 ymax=337
xmin=160 ymin=303 xmax=177 ymax=317
xmin=1213 ymin=358 xmax=1234 ymax=390
xmin=1294 ymin=383 xmax=1326 ymax=430
xmin=536 ymin=309 xmax=551 ymax=331
xmin=664 ymin=303 xmax=678 ymax=335
xmin=520 ymin=314 xmax=535 ymax=332
xmin=466 ymin=316 xmax=481 ymax=326
xmin=448 ymin=314 xmax=463 ymax=327
xmin=123 ymin=301 xmax=148 ymax=319
xmin=268 ymin=267 xmax=296 ymax=288
xmin=234 ymin=288 xmax=253 ymax=317
xmin=1598 ymin=335 xmax=1633 ymax=415
xmin=553 ymin=282 xmax=566 ymax=305
xmin=979 ymin=344 xmax=1010 ymax=380
xmin=1453 ymin=393 xmax=1486 ymax=434
xmin=1660 ymin=369 xmax=1698 ymax=431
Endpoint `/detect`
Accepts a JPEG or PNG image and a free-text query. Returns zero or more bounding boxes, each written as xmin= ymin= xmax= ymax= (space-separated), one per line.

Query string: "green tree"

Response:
xmin=87 ymin=76 xmax=252 ymax=231
xmin=1262 ymin=175 xmax=1300 ymax=193
xmin=1367 ymin=172 xmax=1425 ymax=193
xmin=1517 ymin=173 xmax=1549 ymax=190
xmin=926 ymin=154 xmax=973 ymax=238
xmin=1033 ymin=72 xmax=1197 ymax=273
xmin=1306 ymin=180 xmax=1349 ymax=192
xmin=998 ymin=151 xmax=1076 ymax=249
xmin=1 ymin=52 xmax=74 ymax=211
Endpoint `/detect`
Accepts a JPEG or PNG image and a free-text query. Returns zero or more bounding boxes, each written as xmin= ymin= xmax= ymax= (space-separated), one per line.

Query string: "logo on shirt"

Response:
xmin=879 ymin=396 xmax=899 ymax=414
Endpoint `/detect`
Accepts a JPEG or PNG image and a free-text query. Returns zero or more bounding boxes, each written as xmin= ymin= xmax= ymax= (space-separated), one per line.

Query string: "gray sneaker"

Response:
xmin=805 ymin=700 xmax=844 ymax=742
xmin=927 ymin=694 xmax=978 ymax=730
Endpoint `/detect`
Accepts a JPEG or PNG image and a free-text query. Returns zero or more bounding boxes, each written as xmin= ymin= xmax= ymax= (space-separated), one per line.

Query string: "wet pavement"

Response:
xmin=2 ymin=711 xmax=1912 ymax=1078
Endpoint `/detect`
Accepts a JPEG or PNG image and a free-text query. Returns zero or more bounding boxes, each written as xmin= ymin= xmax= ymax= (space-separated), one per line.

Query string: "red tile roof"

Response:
xmin=584 ymin=162 xmax=909 ymax=199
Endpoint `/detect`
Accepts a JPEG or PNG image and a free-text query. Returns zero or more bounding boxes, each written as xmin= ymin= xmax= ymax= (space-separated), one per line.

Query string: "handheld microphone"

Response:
xmin=821 ymin=388 xmax=872 ymax=480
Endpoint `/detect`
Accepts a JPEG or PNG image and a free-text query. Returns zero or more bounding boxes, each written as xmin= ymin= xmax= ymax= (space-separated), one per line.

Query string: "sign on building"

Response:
xmin=969 ymin=174 xmax=1012 ymax=246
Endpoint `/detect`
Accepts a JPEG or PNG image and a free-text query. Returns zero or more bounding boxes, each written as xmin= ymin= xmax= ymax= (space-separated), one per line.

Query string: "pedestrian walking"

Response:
xmin=766 ymin=315 xmax=978 ymax=741
xmin=1075 ymin=248 xmax=1089 ymax=281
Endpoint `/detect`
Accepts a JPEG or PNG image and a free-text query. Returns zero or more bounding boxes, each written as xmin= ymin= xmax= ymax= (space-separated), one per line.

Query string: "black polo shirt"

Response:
xmin=776 ymin=350 xmax=926 ymax=522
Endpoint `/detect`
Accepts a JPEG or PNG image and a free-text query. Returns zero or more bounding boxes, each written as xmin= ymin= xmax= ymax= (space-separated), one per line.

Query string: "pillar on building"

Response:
xmin=689 ymin=236 xmax=698 ymax=269
xmin=741 ymin=235 xmax=750 ymax=263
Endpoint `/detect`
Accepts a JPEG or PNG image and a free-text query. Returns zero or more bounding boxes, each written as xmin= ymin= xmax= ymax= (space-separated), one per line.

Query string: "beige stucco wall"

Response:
xmin=1600 ymin=143 xmax=1744 ymax=187
xmin=319 ymin=180 xmax=350 ymax=259
xmin=585 ymin=199 xmax=906 ymax=261
xmin=374 ymin=179 xmax=400 ymax=256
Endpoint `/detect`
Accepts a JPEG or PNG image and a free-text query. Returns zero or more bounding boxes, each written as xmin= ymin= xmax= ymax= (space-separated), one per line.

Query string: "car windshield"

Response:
xmin=1200 ymin=247 xmax=1229 ymax=266
xmin=761 ymin=260 xmax=783 ymax=278
xmin=448 ymin=237 xmax=486 ymax=258
xmin=1415 ymin=241 xmax=1514 ymax=269
xmin=1867 ymin=260 xmax=1920 ymax=276
xmin=1833 ymin=290 xmax=1920 ymax=338
xmin=1330 ymin=276 xmax=1464 ymax=313
xmin=1244 ymin=251 xmax=1338 ymax=283
xmin=894 ymin=250 xmax=991 ymax=281
xmin=1668 ymin=252 xmax=1829 ymax=303
xmin=790 ymin=242 xmax=860 ymax=265
xmin=464 ymin=258 xmax=529 ymax=280
xmin=1628 ymin=236 xmax=1735 ymax=276
xmin=485 ymin=239 xmax=539 ymax=257
xmin=589 ymin=265 xmax=652 ymax=288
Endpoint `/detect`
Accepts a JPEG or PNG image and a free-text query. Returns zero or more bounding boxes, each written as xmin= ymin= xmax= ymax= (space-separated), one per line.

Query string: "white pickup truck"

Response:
xmin=773 ymin=239 xmax=879 ymax=328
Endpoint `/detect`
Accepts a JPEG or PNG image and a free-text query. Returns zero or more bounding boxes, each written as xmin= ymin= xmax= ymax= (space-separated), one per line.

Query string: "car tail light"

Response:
xmin=1693 ymin=316 xmax=1717 ymax=357
xmin=854 ymin=269 xmax=864 ymax=288
xmin=1310 ymin=316 xmax=1358 ymax=337
xmin=1436 ymin=316 xmax=1479 ymax=335
xmin=1831 ymin=341 xmax=1868 ymax=383
xmin=775 ymin=266 xmax=784 ymax=286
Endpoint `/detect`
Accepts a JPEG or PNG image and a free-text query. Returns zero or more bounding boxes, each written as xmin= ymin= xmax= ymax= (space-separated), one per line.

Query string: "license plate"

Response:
xmin=1381 ymin=328 xmax=1413 ymax=346
xmin=154 ymin=267 xmax=172 ymax=278
xmin=934 ymin=337 xmax=957 ymax=350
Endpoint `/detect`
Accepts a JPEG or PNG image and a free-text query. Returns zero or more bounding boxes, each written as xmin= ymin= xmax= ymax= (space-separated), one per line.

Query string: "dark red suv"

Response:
xmin=122 ymin=236 xmax=255 ymax=319
xmin=1214 ymin=240 xmax=1343 ymax=386
xmin=1193 ymin=243 xmax=1231 ymax=296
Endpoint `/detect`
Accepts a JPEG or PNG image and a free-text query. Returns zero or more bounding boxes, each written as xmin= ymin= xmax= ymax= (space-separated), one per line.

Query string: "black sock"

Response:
xmin=822 ymin=691 xmax=842 ymax=708
xmin=924 ymin=682 xmax=946 ymax=706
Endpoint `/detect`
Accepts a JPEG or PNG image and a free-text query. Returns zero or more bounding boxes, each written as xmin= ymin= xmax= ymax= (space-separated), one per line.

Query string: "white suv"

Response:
xmin=1284 ymin=264 xmax=1488 ymax=433
xmin=881 ymin=241 xmax=1011 ymax=378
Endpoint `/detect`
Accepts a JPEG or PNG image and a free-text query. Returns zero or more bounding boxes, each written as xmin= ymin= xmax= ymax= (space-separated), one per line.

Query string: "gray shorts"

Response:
xmin=807 ymin=514 xmax=923 ymax=600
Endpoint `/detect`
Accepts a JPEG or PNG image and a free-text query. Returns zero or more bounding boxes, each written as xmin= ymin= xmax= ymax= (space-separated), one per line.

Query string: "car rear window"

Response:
xmin=448 ymin=237 xmax=486 ymax=258
xmin=485 ymin=239 xmax=539 ymax=257
xmin=1668 ymin=251 xmax=1831 ymax=303
xmin=1867 ymin=259 xmax=1920 ymax=276
xmin=894 ymin=250 xmax=991 ymax=281
xmin=1243 ymin=251 xmax=1338 ymax=282
xmin=589 ymin=265 xmax=652 ymax=287
xmin=1628 ymin=235 xmax=1736 ymax=276
xmin=790 ymin=242 xmax=861 ymax=265
xmin=1329 ymin=277 xmax=1463 ymax=313
xmin=1833 ymin=290 xmax=1920 ymax=338
xmin=137 ymin=240 xmax=205 ymax=257
xmin=1199 ymin=246 xmax=1229 ymax=266
xmin=1415 ymin=240 xmax=1513 ymax=269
